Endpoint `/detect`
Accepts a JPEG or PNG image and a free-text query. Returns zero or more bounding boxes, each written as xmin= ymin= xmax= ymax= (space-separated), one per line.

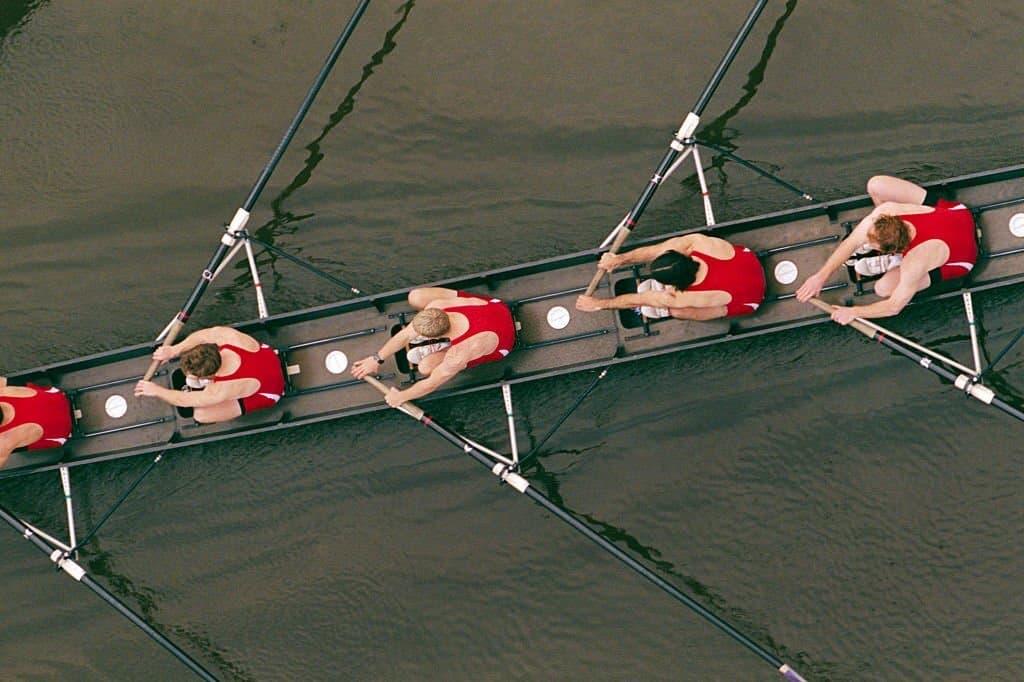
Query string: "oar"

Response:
xmin=144 ymin=0 xmax=373 ymax=380
xmin=361 ymin=376 xmax=808 ymax=680
xmin=0 ymin=503 xmax=218 ymax=681
xmin=584 ymin=0 xmax=770 ymax=296
xmin=808 ymin=298 xmax=1024 ymax=422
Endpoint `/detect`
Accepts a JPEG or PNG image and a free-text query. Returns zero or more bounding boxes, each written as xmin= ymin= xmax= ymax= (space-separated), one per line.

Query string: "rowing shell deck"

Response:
xmin=4 ymin=164 xmax=1024 ymax=480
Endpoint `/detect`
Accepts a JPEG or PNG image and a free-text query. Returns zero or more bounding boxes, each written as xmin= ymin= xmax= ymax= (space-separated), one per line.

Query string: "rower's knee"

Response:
xmin=873 ymin=270 xmax=899 ymax=297
xmin=416 ymin=353 xmax=443 ymax=375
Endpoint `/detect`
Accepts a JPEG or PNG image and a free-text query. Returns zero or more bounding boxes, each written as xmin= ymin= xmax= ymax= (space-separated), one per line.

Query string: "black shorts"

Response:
xmin=923 ymin=188 xmax=943 ymax=207
xmin=917 ymin=267 xmax=964 ymax=297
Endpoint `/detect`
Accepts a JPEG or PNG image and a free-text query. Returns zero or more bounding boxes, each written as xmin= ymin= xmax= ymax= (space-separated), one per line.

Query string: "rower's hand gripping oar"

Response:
xmin=583 ymin=0 xmax=770 ymax=297
xmin=142 ymin=0 xmax=373 ymax=381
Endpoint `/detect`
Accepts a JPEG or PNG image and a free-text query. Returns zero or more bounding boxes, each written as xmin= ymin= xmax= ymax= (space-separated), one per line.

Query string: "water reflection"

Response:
xmin=221 ymin=1 xmax=417 ymax=298
xmin=0 ymin=0 xmax=44 ymax=50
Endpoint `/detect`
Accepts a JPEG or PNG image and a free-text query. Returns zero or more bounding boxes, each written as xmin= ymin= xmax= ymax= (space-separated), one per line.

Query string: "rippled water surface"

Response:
xmin=2 ymin=1 xmax=1024 ymax=680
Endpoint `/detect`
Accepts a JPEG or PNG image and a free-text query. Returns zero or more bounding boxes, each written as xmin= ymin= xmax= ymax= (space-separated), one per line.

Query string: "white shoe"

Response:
xmin=185 ymin=376 xmax=212 ymax=390
xmin=854 ymin=254 xmax=902 ymax=277
xmin=636 ymin=279 xmax=670 ymax=318
xmin=406 ymin=340 xmax=451 ymax=365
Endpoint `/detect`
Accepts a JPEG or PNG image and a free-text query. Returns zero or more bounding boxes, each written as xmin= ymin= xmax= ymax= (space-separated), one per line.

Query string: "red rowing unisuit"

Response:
xmin=687 ymin=246 xmax=766 ymax=317
xmin=448 ymin=293 xmax=517 ymax=368
xmin=212 ymin=343 xmax=285 ymax=413
xmin=0 ymin=384 xmax=72 ymax=450
xmin=901 ymin=200 xmax=977 ymax=281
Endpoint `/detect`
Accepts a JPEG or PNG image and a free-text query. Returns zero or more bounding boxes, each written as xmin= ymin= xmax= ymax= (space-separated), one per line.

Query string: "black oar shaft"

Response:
xmin=243 ymin=0 xmax=371 ymax=211
xmin=145 ymin=0 xmax=374 ymax=380
xmin=808 ymin=298 xmax=1024 ymax=422
xmin=0 ymin=504 xmax=218 ymax=681
xmin=518 ymin=368 xmax=608 ymax=469
xmin=692 ymin=0 xmax=770 ymax=116
xmin=361 ymin=378 xmax=805 ymax=680
xmin=584 ymin=0 xmax=769 ymax=296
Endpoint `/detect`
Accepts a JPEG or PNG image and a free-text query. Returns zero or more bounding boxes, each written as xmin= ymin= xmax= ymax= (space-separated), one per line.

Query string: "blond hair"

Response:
xmin=411 ymin=308 xmax=451 ymax=338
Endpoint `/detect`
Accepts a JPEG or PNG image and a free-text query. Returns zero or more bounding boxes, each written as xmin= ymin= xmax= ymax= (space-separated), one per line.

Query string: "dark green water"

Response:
xmin=2 ymin=1 xmax=1023 ymax=679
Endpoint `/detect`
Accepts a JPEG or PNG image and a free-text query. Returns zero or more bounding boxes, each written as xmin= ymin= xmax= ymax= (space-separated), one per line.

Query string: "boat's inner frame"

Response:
xmin=4 ymin=163 xmax=1024 ymax=480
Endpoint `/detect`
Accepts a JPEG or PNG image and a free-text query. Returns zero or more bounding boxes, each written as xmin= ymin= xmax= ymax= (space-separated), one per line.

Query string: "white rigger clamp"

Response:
xmin=670 ymin=112 xmax=701 ymax=150
xmin=50 ymin=549 xmax=86 ymax=581
xmin=491 ymin=463 xmax=529 ymax=493
xmin=222 ymin=207 xmax=251 ymax=245
xmin=955 ymin=375 xmax=995 ymax=404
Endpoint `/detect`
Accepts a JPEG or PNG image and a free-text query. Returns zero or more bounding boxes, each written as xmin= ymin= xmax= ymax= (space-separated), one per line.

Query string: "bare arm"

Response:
xmin=385 ymin=345 xmax=469 ymax=405
xmin=350 ymin=325 xmax=420 ymax=379
xmin=601 ymin=235 xmax=698 ymax=270
xmin=153 ymin=326 xmax=254 ymax=362
xmin=577 ymin=286 xmax=727 ymax=311
xmin=134 ymin=377 xmax=257 ymax=406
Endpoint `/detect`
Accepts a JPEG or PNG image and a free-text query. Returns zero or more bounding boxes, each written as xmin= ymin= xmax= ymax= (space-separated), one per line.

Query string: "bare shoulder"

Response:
xmin=0 ymin=385 xmax=37 ymax=398
xmin=877 ymin=201 xmax=932 ymax=216
xmin=438 ymin=343 xmax=472 ymax=372
xmin=209 ymin=326 xmax=261 ymax=351
xmin=436 ymin=296 xmax=487 ymax=309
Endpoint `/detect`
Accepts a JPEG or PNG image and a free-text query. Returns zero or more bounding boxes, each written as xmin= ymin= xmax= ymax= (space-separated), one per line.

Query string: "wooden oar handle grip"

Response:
xmin=584 ymin=228 xmax=631 ymax=297
xmin=361 ymin=376 xmax=425 ymax=421
xmin=807 ymin=297 xmax=875 ymax=337
xmin=142 ymin=358 xmax=162 ymax=382
xmin=142 ymin=319 xmax=185 ymax=381
xmin=583 ymin=269 xmax=605 ymax=297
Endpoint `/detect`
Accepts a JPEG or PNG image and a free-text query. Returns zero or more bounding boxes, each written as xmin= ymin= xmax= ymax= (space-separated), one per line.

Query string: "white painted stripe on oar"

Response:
xmin=501 ymin=383 xmax=520 ymax=466
xmin=59 ymin=466 xmax=78 ymax=557
xmin=963 ymin=291 xmax=982 ymax=374
xmin=598 ymin=213 xmax=631 ymax=250
xmin=812 ymin=300 xmax=978 ymax=377
xmin=779 ymin=663 xmax=808 ymax=682
xmin=692 ymin=144 xmax=716 ymax=225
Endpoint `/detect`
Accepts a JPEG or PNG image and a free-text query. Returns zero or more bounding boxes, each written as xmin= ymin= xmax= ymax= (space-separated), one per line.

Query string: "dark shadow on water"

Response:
xmin=85 ymin=536 xmax=255 ymax=681
xmin=0 ymin=0 xmax=45 ymax=51
xmin=219 ymin=0 xmax=417 ymax=300
xmin=668 ymin=0 xmax=800 ymax=216
xmin=524 ymin=452 xmax=821 ymax=677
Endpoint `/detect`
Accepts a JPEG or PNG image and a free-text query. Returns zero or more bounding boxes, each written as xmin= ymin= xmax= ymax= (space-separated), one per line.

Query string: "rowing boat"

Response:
xmin=5 ymin=1 xmax=1024 ymax=678
xmin=4 ymin=162 xmax=1024 ymax=481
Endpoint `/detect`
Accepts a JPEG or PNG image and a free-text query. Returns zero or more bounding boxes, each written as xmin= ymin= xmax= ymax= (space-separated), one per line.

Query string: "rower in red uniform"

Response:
xmin=575 ymin=234 xmax=766 ymax=320
xmin=134 ymin=326 xmax=285 ymax=423
xmin=0 ymin=377 xmax=72 ymax=468
xmin=351 ymin=287 xmax=516 ymax=407
xmin=796 ymin=174 xmax=978 ymax=325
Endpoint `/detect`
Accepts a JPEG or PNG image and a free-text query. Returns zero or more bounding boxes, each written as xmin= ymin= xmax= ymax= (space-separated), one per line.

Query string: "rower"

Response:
xmin=350 ymin=287 xmax=516 ymax=407
xmin=575 ymin=234 xmax=766 ymax=321
xmin=0 ymin=376 xmax=72 ymax=468
xmin=796 ymin=174 xmax=978 ymax=325
xmin=134 ymin=326 xmax=285 ymax=423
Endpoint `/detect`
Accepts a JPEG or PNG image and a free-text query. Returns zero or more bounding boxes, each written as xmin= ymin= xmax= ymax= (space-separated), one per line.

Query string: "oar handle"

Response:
xmin=362 ymin=375 xmax=425 ymax=421
xmin=807 ymin=297 xmax=876 ymax=337
xmin=142 ymin=319 xmax=185 ymax=381
xmin=584 ymin=226 xmax=631 ymax=296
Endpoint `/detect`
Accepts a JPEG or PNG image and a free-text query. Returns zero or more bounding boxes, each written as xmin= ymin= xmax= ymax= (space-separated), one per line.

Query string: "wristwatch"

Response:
xmin=373 ymin=352 xmax=384 ymax=364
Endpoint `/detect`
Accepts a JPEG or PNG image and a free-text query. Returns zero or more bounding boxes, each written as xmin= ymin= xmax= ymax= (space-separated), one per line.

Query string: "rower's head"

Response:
xmin=650 ymin=250 xmax=699 ymax=290
xmin=412 ymin=308 xmax=451 ymax=339
xmin=869 ymin=215 xmax=912 ymax=253
xmin=180 ymin=343 xmax=222 ymax=379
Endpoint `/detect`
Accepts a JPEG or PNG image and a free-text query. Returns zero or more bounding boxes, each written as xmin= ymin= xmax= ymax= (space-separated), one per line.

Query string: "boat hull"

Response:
xmin=4 ymin=164 xmax=1024 ymax=479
